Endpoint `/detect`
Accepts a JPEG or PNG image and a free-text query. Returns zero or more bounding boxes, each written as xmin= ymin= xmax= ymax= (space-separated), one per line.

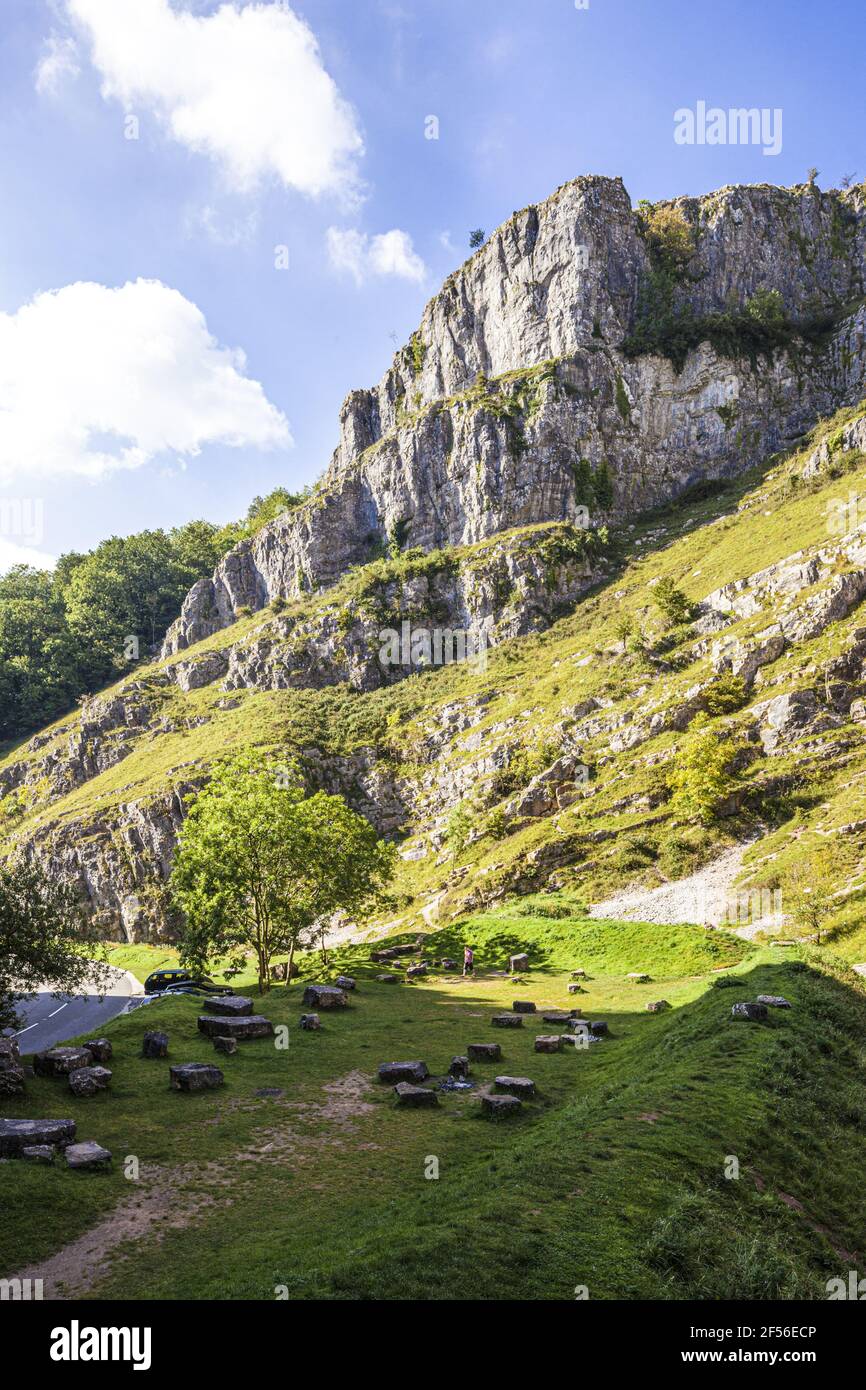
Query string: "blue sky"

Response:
xmin=0 ymin=0 xmax=863 ymax=570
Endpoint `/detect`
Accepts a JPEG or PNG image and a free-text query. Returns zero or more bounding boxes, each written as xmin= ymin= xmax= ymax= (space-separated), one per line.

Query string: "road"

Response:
xmin=10 ymin=965 xmax=144 ymax=1055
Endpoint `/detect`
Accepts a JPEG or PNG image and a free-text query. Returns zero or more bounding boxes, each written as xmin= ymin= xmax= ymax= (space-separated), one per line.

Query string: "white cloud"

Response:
xmin=63 ymin=0 xmax=364 ymax=198
xmin=0 ymin=540 xmax=56 ymax=574
xmin=327 ymin=227 xmax=426 ymax=286
xmin=0 ymin=279 xmax=291 ymax=483
xmin=35 ymin=34 xmax=81 ymax=96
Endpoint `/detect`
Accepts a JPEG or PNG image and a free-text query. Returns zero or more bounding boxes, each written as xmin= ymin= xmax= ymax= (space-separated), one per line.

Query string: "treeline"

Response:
xmin=0 ymin=487 xmax=307 ymax=744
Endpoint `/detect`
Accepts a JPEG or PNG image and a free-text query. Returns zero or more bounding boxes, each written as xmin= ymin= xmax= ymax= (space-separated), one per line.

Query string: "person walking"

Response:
xmin=463 ymin=945 xmax=474 ymax=977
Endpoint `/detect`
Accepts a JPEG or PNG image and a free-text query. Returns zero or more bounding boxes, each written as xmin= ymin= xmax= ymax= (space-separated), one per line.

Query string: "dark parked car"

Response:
xmin=144 ymin=968 xmax=233 ymax=997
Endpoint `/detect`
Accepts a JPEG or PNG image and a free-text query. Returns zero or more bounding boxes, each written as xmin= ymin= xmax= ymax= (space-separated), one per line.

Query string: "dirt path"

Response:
xmin=588 ymin=841 xmax=770 ymax=933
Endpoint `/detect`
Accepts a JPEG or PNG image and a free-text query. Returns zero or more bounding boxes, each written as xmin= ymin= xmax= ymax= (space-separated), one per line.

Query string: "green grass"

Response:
xmin=3 ymin=907 xmax=866 ymax=1301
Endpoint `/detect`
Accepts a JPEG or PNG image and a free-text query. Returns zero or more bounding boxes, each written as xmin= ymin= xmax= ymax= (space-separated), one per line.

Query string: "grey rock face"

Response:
xmin=0 ymin=1118 xmax=76 ymax=1157
xmin=83 ymin=1039 xmax=113 ymax=1063
xmin=731 ymin=1002 xmax=769 ymax=1022
xmin=482 ymin=1094 xmax=522 ymax=1118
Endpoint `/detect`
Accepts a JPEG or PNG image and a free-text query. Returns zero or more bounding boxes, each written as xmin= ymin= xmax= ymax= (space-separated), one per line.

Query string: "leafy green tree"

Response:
xmin=704 ymin=672 xmax=748 ymax=716
xmin=0 ymin=567 xmax=84 ymax=741
xmin=0 ymin=861 xmax=108 ymax=1029
xmin=171 ymin=753 xmax=396 ymax=992
xmin=784 ymin=850 xmax=838 ymax=944
xmin=652 ymin=576 xmax=695 ymax=627
xmin=469 ymin=229 xmax=486 ymax=248
xmin=668 ymin=716 xmax=739 ymax=825
xmin=445 ymin=801 xmax=474 ymax=856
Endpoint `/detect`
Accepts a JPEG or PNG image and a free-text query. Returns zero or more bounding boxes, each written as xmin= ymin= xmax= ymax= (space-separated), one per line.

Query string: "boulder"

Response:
xmin=202 ymin=996 xmax=254 ymax=1017
xmin=394 ymin=1082 xmax=438 ymax=1108
xmin=535 ymin=1036 xmax=562 ymax=1053
xmin=197 ymin=1015 xmax=274 ymax=1040
xmin=335 ymin=976 xmax=356 ymax=991
xmin=482 ymin=1094 xmax=522 ymax=1119
xmin=512 ymin=1001 xmax=536 ymax=1014
xmin=33 ymin=1047 xmax=92 ymax=1078
xmin=0 ymin=1038 xmax=21 ymax=1064
xmin=0 ymin=1063 xmax=26 ymax=1097
xmin=270 ymin=961 xmax=300 ymax=982
xmin=21 ymin=1145 xmax=55 ymax=1164
xmin=302 ymin=985 xmax=348 ymax=1009
xmin=731 ymin=1002 xmax=769 ymax=1022
xmin=467 ymin=1043 xmax=501 ymax=1061
xmin=567 ymin=983 xmax=583 ymax=995
xmin=494 ymin=1076 xmax=536 ymax=1099
xmin=561 ymin=1032 xmax=597 ymax=1048
xmin=509 ymin=953 xmax=530 ymax=973
xmin=0 ymin=1118 xmax=76 ymax=1157
xmin=627 ymin=973 xmax=651 ymax=983
xmin=142 ymin=1031 xmax=169 ymax=1059
xmin=646 ymin=1000 xmax=671 ymax=1013
xmin=299 ymin=1014 xmax=321 ymax=1031
xmin=169 ymin=1063 xmax=225 ymax=1092
xmin=756 ymin=995 xmax=791 ymax=1008
xmin=378 ymin=1061 xmax=429 ymax=1084
xmin=213 ymin=1036 xmax=238 ymax=1055
xmin=65 ymin=1141 xmax=112 ymax=1171
xmin=376 ymin=974 xmax=399 ymax=983
xmin=570 ymin=970 xmax=587 ymax=979
xmin=590 ymin=1021 xmax=608 ymax=1037
xmin=449 ymin=1056 xmax=471 ymax=1079
xmin=68 ymin=1066 xmax=112 ymax=1097
xmin=440 ymin=959 xmax=458 ymax=971
xmin=389 ymin=945 xmax=416 ymax=956
xmin=492 ymin=1014 xmax=523 ymax=1028
xmin=543 ymin=1011 xmax=577 ymax=1024
xmin=406 ymin=965 xmax=428 ymax=979
xmin=84 ymin=1039 xmax=113 ymax=1064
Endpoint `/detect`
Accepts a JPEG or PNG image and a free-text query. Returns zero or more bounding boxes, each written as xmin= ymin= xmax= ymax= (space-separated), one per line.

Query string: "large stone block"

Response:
xmin=482 ymin=1094 xmax=521 ymax=1119
xmin=0 ymin=1118 xmax=75 ymax=1157
xmin=494 ymin=1076 xmax=536 ymax=1099
xmin=84 ymin=1039 xmax=113 ymax=1063
xmin=534 ymin=1035 xmax=562 ymax=1053
xmin=201 ymin=996 xmax=254 ymax=1017
xmin=170 ymin=1063 xmax=225 ymax=1092
xmin=394 ymin=1082 xmax=438 ymax=1108
xmin=68 ymin=1066 xmax=112 ymax=1097
xmin=512 ymin=1000 xmax=536 ymax=1014
xmin=378 ymin=1061 xmax=429 ymax=1084
xmin=492 ymin=1014 xmax=523 ymax=1029
xmin=142 ymin=1031 xmax=169 ymax=1059
xmin=509 ymin=954 xmax=530 ymax=973
xmin=197 ymin=1014 xmax=274 ymax=1040
xmin=467 ymin=1043 xmax=501 ymax=1061
xmin=65 ymin=1141 xmax=112 ymax=1171
xmin=33 ymin=1047 xmax=92 ymax=1078
xmin=301 ymin=985 xmax=348 ymax=1009
xmin=731 ymin=1002 xmax=769 ymax=1022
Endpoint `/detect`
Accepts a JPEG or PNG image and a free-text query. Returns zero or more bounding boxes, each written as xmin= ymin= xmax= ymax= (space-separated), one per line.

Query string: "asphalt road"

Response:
xmin=10 ymin=966 xmax=144 ymax=1054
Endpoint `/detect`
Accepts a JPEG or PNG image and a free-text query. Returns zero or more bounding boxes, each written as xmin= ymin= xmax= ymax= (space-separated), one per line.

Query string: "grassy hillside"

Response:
xmin=3 ymin=907 xmax=865 ymax=1301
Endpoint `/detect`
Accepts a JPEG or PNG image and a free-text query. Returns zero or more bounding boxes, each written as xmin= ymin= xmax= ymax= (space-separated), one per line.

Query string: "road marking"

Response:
xmin=13 ymin=1023 xmax=38 ymax=1036
xmin=48 ymin=1003 xmax=69 ymax=1018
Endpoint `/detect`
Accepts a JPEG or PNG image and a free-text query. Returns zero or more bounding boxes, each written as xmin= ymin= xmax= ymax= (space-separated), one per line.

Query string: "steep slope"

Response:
xmin=2 ymin=174 xmax=866 ymax=943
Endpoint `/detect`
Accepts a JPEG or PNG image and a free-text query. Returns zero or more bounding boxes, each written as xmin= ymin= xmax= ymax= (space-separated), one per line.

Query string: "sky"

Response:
xmin=0 ymin=0 xmax=863 ymax=572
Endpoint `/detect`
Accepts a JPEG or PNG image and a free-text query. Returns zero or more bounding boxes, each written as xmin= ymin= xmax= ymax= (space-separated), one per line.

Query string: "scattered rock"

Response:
xmin=561 ymin=1032 xmax=600 ymax=1048
xmin=543 ymin=1010 xmax=579 ymax=1024
xmin=627 ymin=973 xmax=651 ymax=983
xmin=299 ymin=1014 xmax=321 ymax=1031
xmin=646 ymin=1000 xmax=671 ymax=1013
xmin=142 ymin=1031 xmax=169 ymax=1059
xmin=494 ymin=1076 xmax=536 ymax=1099
xmin=482 ymin=1094 xmax=522 ymax=1119
xmin=570 ymin=969 xmax=587 ymax=979
xmin=535 ymin=1035 xmax=562 ymax=1053
xmin=33 ymin=1047 xmax=93 ymax=1078
xmin=467 ymin=1043 xmax=501 ymax=1061
xmin=492 ymin=1014 xmax=523 ymax=1028
xmin=376 ymin=974 xmax=399 ymax=983
xmin=302 ymin=985 xmax=349 ymax=1009
xmin=589 ymin=1021 xmax=608 ymax=1036
xmin=0 ymin=1063 xmax=26 ymax=1097
xmin=65 ymin=1141 xmax=112 ymax=1171
xmin=567 ymin=983 xmax=583 ymax=995
xmin=202 ymin=996 xmax=254 ymax=1017
xmin=512 ymin=1000 xmax=537 ymax=1014
xmin=509 ymin=954 xmax=530 ymax=973
xmin=255 ymin=1088 xmax=284 ymax=1098
xmin=68 ymin=1066 xmax=112 ymax=1097
xmin=21 ymin=1145 xmax=55 ymax=1165
xmin=83 ymin=1039 xmax=112 ymax=1063
xmin=756 ymin=995 xmax=791 ymax=1008
xmin=731 ymin=1002 xmax=769 ymax=1022
xmin=394 ymin=1082 xmax=438 ymax=1108
xmin=406 ymin=964 xmax=428 ymax=979
xmin=213 ymin=1036 xmax=238 ymax=1055
xmin=335 ymin=976 xmax=356 ymax=991
xmin=197 ymin=1015 xmax=275 ymax=1040
xmin=169 ymin=1063 xmax=225 ymax=1092
xmin=449 ymin=1056 xmax=471 ymax=1079
xmin=0 ymin=1118 xmax=76 ymax=1157
xmin=378 ymin=1061 xmax=429 ymax=1084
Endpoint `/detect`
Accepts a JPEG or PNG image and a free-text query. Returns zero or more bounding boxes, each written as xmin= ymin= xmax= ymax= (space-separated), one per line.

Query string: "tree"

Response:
xmin=784 ymin=850 xmax=838 ymax=943
xmin=469 ymin=229 xmax=486 ymax=248
xmin=652 ymin=576 xmax=695 ymax=627
xmin=171 ymin=753 xmax=396 ymax=993
xmin=614 ymin=616 xmax=635 ymax=653
xmin=0 ymin=861 xmax=108 ymax=1030
xmin=668 ymin=716 xmax=739 ymax=825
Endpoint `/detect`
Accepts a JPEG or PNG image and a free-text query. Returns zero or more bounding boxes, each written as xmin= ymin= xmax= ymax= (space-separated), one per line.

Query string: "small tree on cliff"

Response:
xmin=668 ymin=716 xmax=740 ymax=825
xmin=0 ymin=861 xmax=108 ymax=1030
xmin=171 ymin=752 xmax=396 ymax=993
